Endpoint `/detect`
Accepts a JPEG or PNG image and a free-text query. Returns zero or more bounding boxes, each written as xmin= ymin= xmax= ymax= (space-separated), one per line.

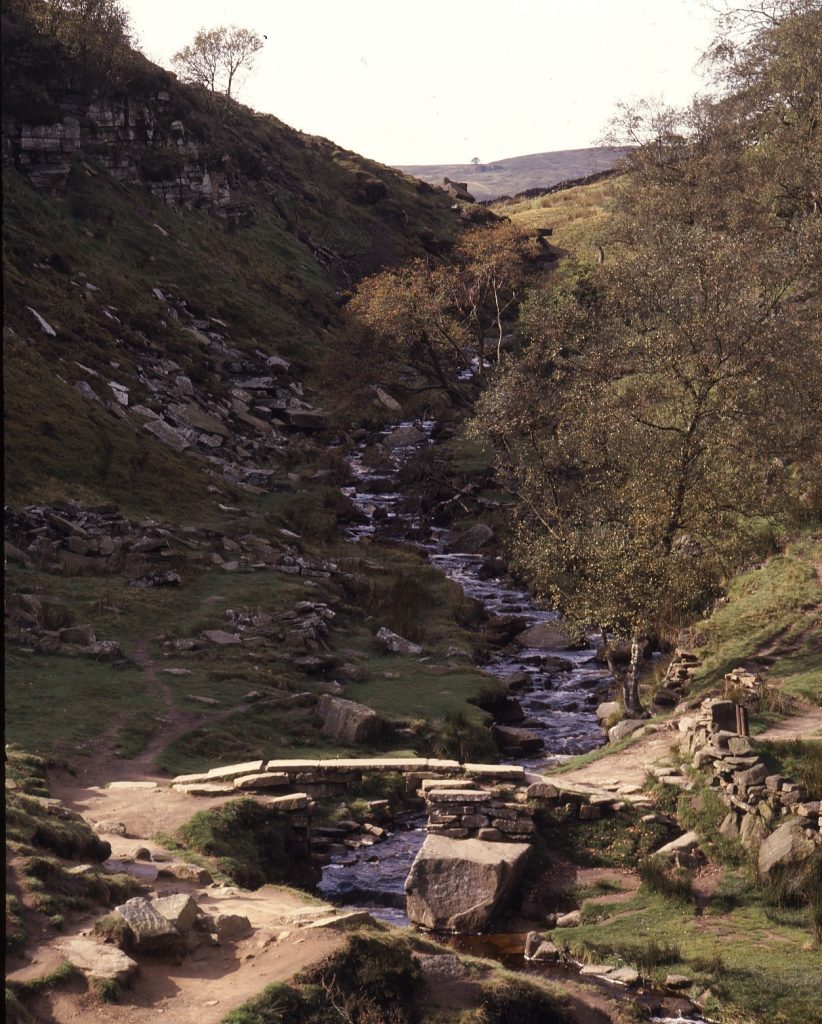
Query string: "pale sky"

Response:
xmin=122 ymin=0 xmax=717 ymax=166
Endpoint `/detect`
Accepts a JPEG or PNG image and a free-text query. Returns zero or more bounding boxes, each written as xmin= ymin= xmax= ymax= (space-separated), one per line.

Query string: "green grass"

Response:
xmin=558 ymin=887 xmax=822 ymax=1023
xmin=492 ymin=177 xmax=617 ymax=257
xmin=690 ymin=538 xmax=822 ymax=705
xmin=533 ymin=805 xmax=673 ymax=870
xmin=170 ymin=799 xmax=316 ymax=890
xmin=4 ymin=650 xmax=150 ymax=757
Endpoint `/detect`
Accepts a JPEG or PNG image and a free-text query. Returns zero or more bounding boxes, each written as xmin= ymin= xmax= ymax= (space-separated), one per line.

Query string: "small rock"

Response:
xmin=94 ymin=821 xmax=127 ymax=837
xmin=555 ymin=910 xmax=581 ymax=928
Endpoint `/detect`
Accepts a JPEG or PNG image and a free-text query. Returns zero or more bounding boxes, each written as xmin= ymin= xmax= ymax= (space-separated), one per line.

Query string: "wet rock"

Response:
xmin=446 ymin=523 xmax=494 ymax=553
xmin=524 ymin=932 xmax=560 ymax=961
xmin=514 ymin=621 xmax=573 ymax=650
xmin=493 ymin=725 xmax=544 ymax=752
xmin=384 ymin=424 xmax=427 ymax=448
xmin=405 ymin=834 xmax=531 ymax=932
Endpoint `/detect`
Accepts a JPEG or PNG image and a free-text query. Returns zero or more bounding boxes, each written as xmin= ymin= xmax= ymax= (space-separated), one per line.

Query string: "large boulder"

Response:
xmin=113 ymin=897 xmax=181 ymax=953
xmin=758 ymin=822 xmax=816 ymax=878
xmin=317 ymin=694 xmax=383 ymax=744
xmin=375 ymin=626 xmax=422 ymax=656
xmin=514 ymin=621 xmax=573 ymax=650
xmin=608 ymin=718 xmax=645 ymax=743
xmin=404 ymin=835 xmax=531 ymax=932
xmin=60 ymin=937 xmax=138 ymax=985
xmin=446 ymin=523 xmax=494 ymax=553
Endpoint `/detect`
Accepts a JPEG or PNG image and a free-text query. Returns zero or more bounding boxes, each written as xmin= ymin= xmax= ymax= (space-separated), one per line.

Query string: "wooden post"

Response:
xmin=735 ymin=704 xmax=750 ymax=737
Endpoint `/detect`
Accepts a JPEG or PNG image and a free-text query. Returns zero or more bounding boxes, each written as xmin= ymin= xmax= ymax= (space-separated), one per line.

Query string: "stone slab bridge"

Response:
xmin=169 ymin=756 xmax=659 ymax=842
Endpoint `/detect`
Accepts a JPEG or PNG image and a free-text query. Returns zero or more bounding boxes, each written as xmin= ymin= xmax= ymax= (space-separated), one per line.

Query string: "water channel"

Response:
xmin=318 ymin=420 xmax=702 ymax=1022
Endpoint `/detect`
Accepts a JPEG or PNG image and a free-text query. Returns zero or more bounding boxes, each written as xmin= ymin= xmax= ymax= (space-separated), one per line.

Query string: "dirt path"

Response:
xmin=70 ymin=637 xmax=240 ymax=790
xmin=551 ymin=723 xmax=680 ymax=789
xmin=755 ymin=706 xmax=822 ymax=741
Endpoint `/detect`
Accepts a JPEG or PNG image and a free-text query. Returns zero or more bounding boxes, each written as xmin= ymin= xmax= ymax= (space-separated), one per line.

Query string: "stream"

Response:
xmin=318 ymin=420 xmax=702 ymax=1022
xmin=320 ymin=419 xmax=610 ymax=915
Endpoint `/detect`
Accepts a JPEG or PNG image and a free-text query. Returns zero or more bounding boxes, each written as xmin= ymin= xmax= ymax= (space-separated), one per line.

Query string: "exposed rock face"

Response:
xmin=404 ymin=834 xmax=531 ymax=932
xmin=758 ymin=822 xmax=816 ymax=878
xmin=317 ymin=694 xmax=383 ymax=744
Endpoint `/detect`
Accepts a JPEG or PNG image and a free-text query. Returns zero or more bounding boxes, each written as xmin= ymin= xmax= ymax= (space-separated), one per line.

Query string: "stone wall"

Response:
xmin=678 ymin=693 xmax=821 ymax=853
xmin=425 ymin=787 xmax=535 ymax=842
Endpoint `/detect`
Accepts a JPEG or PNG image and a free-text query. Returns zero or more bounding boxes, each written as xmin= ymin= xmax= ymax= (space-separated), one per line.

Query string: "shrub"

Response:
xmin=638 ymin=858 xmax=694 ymax=902
xmin=298 ymin=935 xmax=421 ymax=1024
xmin=221 ymin=982 xmax=315 ymax=1024
xmin=475 ymin=975 xmax=572 ymax=1024
xmin=175 ymin=799 xmax=312 ymax=890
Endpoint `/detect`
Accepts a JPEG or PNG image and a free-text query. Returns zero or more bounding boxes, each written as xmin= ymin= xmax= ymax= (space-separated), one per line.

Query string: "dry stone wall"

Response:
xmin=678 ymin=692 xmax=821 ymax=857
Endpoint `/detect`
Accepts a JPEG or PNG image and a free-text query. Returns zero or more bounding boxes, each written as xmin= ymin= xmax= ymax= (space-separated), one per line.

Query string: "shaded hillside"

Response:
xmin=1 ymin=6 xmax=460 ymax=515
xmin=398 ymin=146 xmax=628 ymax=201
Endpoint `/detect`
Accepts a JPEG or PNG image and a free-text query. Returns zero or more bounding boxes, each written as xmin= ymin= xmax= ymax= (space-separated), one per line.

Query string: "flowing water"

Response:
xmin=319 ymin=419 xmax=610 ymax=916
xmin=318 ymin=419 xmax=704 ymax=1020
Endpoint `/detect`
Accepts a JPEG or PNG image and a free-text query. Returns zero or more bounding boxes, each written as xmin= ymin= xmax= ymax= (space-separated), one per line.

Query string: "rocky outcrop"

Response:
xmin=405 ymin=834 xmax=531 ymax=932
xmin=317 ymin=695 xmax=384 ymax=744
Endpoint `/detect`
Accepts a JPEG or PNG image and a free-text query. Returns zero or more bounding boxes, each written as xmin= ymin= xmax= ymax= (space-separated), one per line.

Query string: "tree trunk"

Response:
xmin=623 ymin=634 xmax=643 ymax=716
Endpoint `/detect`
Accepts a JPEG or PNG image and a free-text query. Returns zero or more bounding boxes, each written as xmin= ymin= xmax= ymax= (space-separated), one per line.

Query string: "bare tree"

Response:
xmin=172 ymin=25 xmax=264 ymax=111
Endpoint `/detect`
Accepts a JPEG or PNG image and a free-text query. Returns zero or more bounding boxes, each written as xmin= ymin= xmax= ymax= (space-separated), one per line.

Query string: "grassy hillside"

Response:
xmin=398 ymin=146 xmax=627 ymax=201
xmin=491 ymin=175 xmax=617 ymax=257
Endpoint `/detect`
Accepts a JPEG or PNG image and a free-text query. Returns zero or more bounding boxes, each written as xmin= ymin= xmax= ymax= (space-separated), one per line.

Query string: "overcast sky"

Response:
xmin=121 ymin=0 xmax=717 ymax=167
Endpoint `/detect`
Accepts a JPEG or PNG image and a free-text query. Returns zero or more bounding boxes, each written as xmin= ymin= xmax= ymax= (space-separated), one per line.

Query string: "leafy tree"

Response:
xmin=338 ymin=223 xmax=531 ymax=415
xmin=172 ymin=25 xmax=264 ymax=112
xmin=24 ymin=0 xmax=132 ymax=92
xmin=472 ymin=0 xmax=821 ymax=713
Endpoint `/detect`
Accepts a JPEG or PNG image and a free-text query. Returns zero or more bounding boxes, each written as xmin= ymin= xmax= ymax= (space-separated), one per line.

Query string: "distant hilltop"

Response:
xmin=397 ymin=146 xmax=630 ymax=202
